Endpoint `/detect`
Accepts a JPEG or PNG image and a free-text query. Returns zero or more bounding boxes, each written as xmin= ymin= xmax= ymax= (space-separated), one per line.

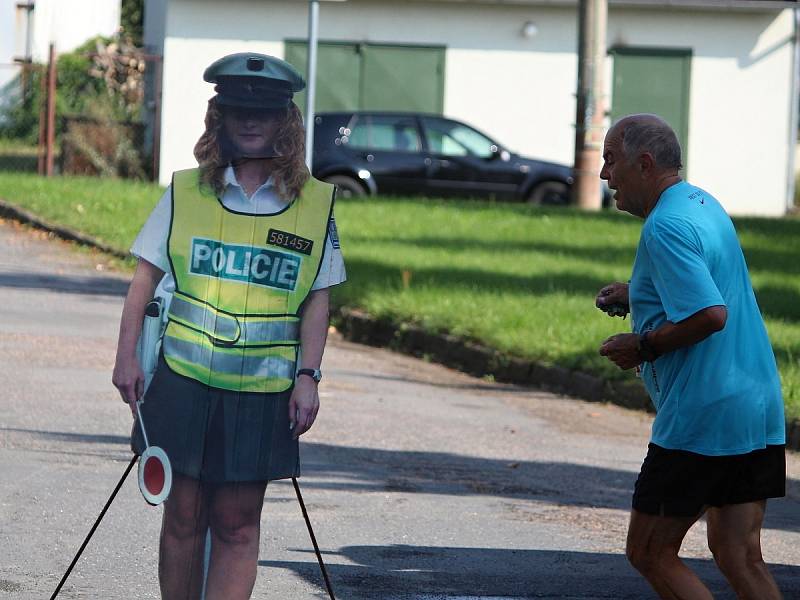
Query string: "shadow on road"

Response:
xmin=260 ymin=544 xmax=800 ymax=599
xmin=0 ymin=272 xmax=129 ymax=296
xmin=300 ymin=442 xmax=634 ymax=509
xmin=0 ymin=426 xmax=130 ymax=446
xmin=299 ymin=442 xmax=800 ymax=534
xmin=5 ymin=429 xmax=797 ymax=535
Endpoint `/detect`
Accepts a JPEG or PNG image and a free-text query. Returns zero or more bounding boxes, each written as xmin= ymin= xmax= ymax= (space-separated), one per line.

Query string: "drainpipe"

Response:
xmin=786 ymin=8 xmax=800 ymax=213
xmin=24 ymin=1 xmax=33 ymax=61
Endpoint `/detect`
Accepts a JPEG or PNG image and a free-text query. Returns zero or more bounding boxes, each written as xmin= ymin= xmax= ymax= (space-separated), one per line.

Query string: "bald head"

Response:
xmin=610 ymin=114 xmax=683 ymax=172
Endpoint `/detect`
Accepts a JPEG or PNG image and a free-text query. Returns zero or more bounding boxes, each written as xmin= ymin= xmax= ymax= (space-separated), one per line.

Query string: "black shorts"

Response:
xmin=632 ymin=443 xmax=786 ymax=518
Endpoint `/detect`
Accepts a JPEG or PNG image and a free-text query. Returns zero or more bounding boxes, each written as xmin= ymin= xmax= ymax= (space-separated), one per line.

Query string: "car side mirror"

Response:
xmin=489 ymin=145 xmax=511 ymax=162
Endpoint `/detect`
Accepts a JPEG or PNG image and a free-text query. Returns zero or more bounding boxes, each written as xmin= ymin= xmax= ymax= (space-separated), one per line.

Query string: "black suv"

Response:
xmin=312 ymin=111 xmax=577 ymax=204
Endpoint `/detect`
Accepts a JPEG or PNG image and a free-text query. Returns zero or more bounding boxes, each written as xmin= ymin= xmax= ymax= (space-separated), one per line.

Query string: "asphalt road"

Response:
xmin=1 ymin=218 xmax=799 ymax=600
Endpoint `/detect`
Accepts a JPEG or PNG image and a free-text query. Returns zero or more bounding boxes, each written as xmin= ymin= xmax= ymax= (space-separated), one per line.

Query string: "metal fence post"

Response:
xmin=37 ymin=62 xmax=47 ymax=175
xmin=45 ymin=43 xmax=56 ymax=177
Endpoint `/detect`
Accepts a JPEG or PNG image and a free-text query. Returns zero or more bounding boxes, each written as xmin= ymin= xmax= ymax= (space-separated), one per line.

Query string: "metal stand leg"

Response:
xmin=292 ymin=477 xmax=336 ymax=600
xmin=49 ymin=455 xmax=138 ymax=599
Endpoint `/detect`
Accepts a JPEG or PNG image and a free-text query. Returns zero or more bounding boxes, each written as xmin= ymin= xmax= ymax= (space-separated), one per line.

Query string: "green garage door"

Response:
xmin=285 ymin=42 xmax=361 ymax=112
xmin=610 ymin=48 xmax=691 ymax=170
xmin=361 ymin=45 xmax=444 ymax=112
xmin=285 ymin=41 xmax=445 ymax=114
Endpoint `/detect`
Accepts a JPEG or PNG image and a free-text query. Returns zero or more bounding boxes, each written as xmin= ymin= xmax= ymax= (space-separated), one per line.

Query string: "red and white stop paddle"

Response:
xmin=135 ymin=400 xmax=172 ymax=506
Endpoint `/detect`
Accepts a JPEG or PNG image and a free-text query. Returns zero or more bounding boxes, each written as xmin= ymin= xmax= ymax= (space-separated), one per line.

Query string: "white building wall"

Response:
xmin=0 ymin=0 xmax=23 ymax=91
xmin=2 ymin=0 xmax=120 ymax=105
xmin=31 ymin=0 xmax=121 ymax=61
xmin=607 ymin=8 xmax=794 ymax=216
xmin=158 ymin=0 xmax=794 ymax=216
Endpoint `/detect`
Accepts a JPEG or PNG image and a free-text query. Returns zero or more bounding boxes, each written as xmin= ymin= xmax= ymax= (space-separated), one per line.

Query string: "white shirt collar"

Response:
xmin=223 ymin=165 xmax=275 ymax=194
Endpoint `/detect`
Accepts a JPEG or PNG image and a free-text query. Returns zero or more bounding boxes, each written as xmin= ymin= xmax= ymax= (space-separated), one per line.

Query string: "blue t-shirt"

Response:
xmin=629 ymin=181 xmax=785 ymax=455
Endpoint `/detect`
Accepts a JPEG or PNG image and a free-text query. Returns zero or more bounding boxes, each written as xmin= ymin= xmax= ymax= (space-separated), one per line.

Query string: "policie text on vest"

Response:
xmin=190 ymin=237 xmax=301 ymax=291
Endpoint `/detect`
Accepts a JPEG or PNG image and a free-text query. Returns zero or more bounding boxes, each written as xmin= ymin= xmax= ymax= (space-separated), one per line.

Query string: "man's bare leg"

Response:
xmin=706 ymin=500 xmax=782 ymax=600
xmin=626 ymin=509 xmax=713 ymax=600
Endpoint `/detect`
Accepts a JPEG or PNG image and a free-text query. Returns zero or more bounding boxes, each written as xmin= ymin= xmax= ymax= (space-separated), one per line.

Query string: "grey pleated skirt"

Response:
xmin=131 ymin=353 xmax=300 ymax=483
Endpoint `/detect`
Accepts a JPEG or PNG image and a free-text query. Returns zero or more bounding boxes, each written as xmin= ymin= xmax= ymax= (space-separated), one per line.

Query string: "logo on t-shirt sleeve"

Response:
xmin=688 ymin=190 xmax=705 ymax=205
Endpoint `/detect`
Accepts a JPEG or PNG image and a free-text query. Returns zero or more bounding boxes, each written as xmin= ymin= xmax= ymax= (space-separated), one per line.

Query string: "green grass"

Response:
xmin=1 ymin=172 xmax=798 ymax=420
xmin=0 ymin=172 xmax=162 ymax=248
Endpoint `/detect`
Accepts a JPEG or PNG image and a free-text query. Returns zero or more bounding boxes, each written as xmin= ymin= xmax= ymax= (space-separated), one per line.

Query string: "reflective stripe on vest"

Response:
xmin=162 ymin=320 xmax=299 ymax=393
xmin=163 ymin=169 xmax=334 ymax=393
xmin=163 ymin=336 xmax=296 ymax=381
xmin=168 ymin=293 xmax=300 ymax=346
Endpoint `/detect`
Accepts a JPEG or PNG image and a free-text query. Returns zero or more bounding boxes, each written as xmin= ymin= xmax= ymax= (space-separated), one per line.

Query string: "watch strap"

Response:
xmin=297 ymin=368 xmax=322 ymax=383
xmin=638 ymin=331 xmax=660 ymax=362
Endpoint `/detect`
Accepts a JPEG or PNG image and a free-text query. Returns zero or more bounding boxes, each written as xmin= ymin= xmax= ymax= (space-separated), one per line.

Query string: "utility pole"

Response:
xmin=572 ymin=0 xmax=607 ymax=210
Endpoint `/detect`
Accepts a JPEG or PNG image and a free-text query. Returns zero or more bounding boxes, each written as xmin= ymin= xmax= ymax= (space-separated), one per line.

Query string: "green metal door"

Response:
xmin=284 ymin=41 xmax=445 ymax=114
xmin=610 ymin=48 xmax=691 ymax=170
xmin=361 ymin=45 xmax=444 ymax=113
xmin=284 ymin=41 xmax=361 ymax=112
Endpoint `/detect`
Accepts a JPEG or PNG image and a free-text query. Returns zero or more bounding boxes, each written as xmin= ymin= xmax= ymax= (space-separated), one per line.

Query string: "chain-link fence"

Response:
xmin=0 ymin=39 xmax=161 ymax=181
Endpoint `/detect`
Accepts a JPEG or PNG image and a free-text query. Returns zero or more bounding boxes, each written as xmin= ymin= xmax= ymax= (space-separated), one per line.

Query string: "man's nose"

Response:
xmin=599 ymin=165 xmax=609 ymax=181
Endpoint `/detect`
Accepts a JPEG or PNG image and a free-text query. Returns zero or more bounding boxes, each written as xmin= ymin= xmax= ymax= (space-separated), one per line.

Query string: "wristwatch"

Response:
xmin=637 ymin=331 xmax=660 ymax=363
xmin=297 ymin=368 xmax=322 ymax=383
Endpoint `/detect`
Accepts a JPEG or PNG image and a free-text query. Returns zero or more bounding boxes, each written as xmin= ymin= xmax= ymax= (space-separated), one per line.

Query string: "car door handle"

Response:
xmin=425 ymin=158 xmax=450 ymax=167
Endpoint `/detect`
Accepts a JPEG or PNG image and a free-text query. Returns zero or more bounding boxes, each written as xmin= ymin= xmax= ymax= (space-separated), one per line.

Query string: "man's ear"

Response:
xmin=638 ymin=152 xmax=655 ymax=175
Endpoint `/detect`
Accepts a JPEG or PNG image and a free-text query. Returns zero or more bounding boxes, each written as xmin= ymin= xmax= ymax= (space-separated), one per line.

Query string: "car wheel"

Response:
xmin=325 ymin=175 xmax=366 ymax=199
xmin=527 ymin=181 xmax=570 ymax=205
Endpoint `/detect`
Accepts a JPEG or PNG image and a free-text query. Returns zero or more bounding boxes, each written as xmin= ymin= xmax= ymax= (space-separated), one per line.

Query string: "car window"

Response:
xmin=423 ymin=118 xmax=495 ymax=158
xmin=346 ymin=116 xmax=421 ymax=152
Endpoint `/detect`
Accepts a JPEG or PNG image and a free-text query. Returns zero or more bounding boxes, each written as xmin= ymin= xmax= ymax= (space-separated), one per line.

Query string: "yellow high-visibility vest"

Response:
xmin=162 ymin=168 xmax=334 ymax=393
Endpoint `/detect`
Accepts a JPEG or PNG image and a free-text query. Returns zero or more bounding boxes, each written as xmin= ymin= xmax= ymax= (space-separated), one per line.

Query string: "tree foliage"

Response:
xmin=0 ymin=30 xmax=150 ymax=178
xmin=121 ymin=0 xmax=144 ymax=47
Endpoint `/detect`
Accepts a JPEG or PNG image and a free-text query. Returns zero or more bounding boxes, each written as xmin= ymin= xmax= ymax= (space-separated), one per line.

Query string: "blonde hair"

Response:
xmin=193 ymin=98 xmax=310 ymax=199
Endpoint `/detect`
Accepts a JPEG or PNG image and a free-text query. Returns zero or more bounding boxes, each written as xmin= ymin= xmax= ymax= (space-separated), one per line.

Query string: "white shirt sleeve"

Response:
xmin=130 ymin=186 xmax=171 ymax=273
xmin=311 ymin=213 xmax=347 ymax=290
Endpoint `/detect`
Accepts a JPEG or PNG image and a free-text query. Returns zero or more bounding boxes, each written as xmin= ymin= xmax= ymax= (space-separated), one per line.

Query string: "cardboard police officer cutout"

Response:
xmin=134 ymin=53 xmax=322 ymax=504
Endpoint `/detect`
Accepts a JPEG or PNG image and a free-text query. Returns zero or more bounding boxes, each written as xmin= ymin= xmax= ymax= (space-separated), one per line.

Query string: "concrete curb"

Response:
xmin=3 ymin=197 xmax=798 ymax=450
xmin=0 ymin=198 xmax=129 ymax=260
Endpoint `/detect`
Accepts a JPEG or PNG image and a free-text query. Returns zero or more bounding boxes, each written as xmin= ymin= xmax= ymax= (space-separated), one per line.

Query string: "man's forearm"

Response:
xmin=647 ymin=305 xmax=727 ymax=356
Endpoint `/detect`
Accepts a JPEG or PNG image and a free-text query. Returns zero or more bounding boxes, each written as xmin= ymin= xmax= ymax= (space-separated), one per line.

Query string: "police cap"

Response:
xmin=203 ymin=53 xmax=306 ymax=110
